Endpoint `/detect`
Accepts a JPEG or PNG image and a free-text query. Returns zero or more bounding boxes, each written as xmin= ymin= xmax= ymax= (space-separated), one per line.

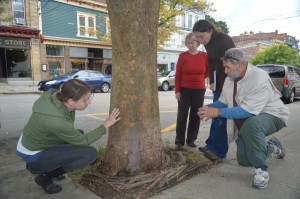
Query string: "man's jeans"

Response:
xmin=235 ymin=113 xmax=285 ymax=170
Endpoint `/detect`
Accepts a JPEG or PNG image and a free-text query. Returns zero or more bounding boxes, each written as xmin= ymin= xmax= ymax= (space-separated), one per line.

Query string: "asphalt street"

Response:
xmin=0 ymin=88 xmax=300 ymax=199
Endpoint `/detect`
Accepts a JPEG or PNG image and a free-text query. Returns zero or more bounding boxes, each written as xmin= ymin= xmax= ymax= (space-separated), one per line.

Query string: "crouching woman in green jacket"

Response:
xmin=16 ymin=79 xmax=120 ymax=194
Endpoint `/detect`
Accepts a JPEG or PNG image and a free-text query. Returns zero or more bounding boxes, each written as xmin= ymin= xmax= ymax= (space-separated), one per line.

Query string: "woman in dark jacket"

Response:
xmin=193 ymin=20 xmax=235 ymax=160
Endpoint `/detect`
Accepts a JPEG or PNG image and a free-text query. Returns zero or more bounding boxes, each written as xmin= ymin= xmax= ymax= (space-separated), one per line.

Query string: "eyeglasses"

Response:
xmin=223 ymin=54 xmax=239 ymax=62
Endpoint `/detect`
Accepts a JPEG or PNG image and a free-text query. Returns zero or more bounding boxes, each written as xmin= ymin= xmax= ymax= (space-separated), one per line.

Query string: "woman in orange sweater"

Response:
xmin=174 ymin=32 xmax=209 ymax=150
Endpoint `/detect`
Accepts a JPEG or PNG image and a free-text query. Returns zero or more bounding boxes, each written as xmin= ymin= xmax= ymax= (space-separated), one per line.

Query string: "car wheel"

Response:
xmin=161 ymin=82 xmax=169 ymax=91
xmin=285 ymin=90 xmax=295 ymax=104
xmin=59 ymin=83 xmax=65 ymax=91
xmin=100 ymin=83 xmax=110 ymax=93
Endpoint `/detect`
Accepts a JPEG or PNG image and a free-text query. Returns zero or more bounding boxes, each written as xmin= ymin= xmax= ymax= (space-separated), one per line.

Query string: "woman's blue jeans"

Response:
xmin=205 ymin=91 xmax=228 ymax=158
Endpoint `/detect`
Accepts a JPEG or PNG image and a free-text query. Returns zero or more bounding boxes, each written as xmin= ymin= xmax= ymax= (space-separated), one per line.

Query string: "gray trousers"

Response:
xmin=235 ymin=113 xmax=285 ymax=171
xmin=26 ymin=144 xmax=97 ymax=174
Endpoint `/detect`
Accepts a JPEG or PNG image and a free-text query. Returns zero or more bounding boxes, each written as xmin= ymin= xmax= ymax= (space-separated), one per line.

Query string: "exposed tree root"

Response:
xmin=80 ymin=147 xmax=218 ymax=199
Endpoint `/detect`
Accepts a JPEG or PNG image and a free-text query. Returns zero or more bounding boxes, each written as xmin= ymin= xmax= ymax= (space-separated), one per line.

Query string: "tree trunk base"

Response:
xmin=80 ymin=147 xmax=219 ymax=199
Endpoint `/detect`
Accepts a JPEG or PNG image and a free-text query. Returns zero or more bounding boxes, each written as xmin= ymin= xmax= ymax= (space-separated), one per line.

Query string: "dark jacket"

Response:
xmin=204 ymin=31 xmax=235 ymax=93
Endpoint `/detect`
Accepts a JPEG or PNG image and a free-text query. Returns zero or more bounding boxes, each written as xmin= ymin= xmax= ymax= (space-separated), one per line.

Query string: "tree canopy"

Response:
xmin=99 ymin=0 xmax=216 ymax=47
xmin=205 ymin=15 xmax=229 ymax=34
xmin=0 ymin=0 xmax=12 ymax=22
xmin=157 ymin=0 xmax=215 ymax=47
xmin=251 ymin=43 xmax=300 ymax=67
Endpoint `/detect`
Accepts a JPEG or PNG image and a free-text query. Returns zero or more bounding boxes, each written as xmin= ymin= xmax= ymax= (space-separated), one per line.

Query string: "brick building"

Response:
xmin=0 ymin=0 xmax=111 ymax=86
xmin=0 ymin=0 xmax=204 ymax=86
xmin=231 ymin=30 xmax=299 ymax=61
xmin=0 ymin=0 xmax=41 ymax=85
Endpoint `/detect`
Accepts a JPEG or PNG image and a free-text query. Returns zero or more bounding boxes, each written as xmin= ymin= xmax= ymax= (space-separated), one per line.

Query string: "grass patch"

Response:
xmin=68 ymin=146 xmax=106 ymax=183
xmin=185 ymin=150 xmax=208 ymax=164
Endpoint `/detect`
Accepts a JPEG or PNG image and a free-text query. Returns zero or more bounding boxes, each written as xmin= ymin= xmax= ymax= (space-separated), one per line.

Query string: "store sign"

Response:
xmin=0 ymin=37 xmax=29 ymax=49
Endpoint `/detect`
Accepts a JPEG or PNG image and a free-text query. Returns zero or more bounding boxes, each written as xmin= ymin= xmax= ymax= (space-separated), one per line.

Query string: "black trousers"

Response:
xmin=175 ymin=87 xmax=206 ymax=145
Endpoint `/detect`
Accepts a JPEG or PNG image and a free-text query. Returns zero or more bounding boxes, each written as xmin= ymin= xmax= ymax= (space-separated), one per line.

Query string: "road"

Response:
xmin=0 ymin=90 xmax=297 ymax=149
xmin=1 ymin=90 xmax=300 ymax=199
xmin=0 ymin=89 xmax=213 ymax=140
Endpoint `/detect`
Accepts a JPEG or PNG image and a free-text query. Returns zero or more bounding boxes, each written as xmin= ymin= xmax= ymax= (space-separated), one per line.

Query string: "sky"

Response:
xmin=208 ymin=0 xmax=300 ymax=39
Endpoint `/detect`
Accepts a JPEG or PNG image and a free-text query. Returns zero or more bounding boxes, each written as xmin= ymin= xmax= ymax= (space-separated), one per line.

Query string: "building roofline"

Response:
xmin=43 ymin=36 xmax=112 ymax=49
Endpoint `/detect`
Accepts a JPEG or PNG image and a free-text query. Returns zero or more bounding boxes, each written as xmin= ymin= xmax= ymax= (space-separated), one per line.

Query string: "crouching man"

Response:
xmin=198 ymin=48 xmax=289 ymax=189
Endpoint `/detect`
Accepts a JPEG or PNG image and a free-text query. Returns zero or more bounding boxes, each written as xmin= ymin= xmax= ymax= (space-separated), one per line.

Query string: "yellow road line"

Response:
xmin=88 ymin=110 xmax=176 ymax=116
xmin=159 ymin=106 xmax=177 ymax=108
xmin=86 ymin=111 xmax=177 ymax=133
xmin=161 ymin=122 xmax=176 ymax=133
xmin=87 ymin=112 xmax=109 ymax=116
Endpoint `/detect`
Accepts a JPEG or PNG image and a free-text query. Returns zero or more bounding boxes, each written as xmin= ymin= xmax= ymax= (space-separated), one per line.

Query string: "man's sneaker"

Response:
xmin=267 ymin=137 xmax=285 ymax=159
xmin=251 ymin=168 xmax=269 ymax=189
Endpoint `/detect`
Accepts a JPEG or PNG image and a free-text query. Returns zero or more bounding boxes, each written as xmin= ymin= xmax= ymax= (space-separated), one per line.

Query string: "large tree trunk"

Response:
xmin=103 ymin=0 xmax=165 ymax=176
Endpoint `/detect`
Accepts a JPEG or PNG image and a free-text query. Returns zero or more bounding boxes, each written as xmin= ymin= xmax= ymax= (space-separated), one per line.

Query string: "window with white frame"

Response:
xmin=188 ymin=14 xmax=192 ymax=28
xmin=181 ymin=14 xmax=186 ymax=28
xmin=77 ymin=12 xmax=97 ymax=38
xmin=12 ymin=0 xmax=25 ymax=25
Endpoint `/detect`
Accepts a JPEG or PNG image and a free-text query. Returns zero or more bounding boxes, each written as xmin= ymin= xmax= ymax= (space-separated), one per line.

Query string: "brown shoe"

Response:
xmin=187 ymin=142 xmax=197 ymax=148
xmin=199 ymin=147 xmax=220 ymax=161
xmin=198 ymin=146 xmax=209 ymax=153
xmin=175 ymin=144 xmax=183 ymax=151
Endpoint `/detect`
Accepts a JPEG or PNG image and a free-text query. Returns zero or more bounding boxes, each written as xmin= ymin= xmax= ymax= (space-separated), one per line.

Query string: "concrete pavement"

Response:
xmin=0 ymin=84 xmax=300 ymax=199
xmin=0 ymin=83 xmax=41 ymax=94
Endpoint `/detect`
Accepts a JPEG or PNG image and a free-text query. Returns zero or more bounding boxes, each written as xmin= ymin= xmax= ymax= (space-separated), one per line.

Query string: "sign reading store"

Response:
xmin=0 ymin=37 xmax=29 ymax=49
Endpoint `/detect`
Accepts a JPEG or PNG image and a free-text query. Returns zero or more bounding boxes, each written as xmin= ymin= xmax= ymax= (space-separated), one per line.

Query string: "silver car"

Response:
xmin=157 ymin=71 xmax=176 ymax=91
xmin=257 ymin=64 xmax=300 ymax=104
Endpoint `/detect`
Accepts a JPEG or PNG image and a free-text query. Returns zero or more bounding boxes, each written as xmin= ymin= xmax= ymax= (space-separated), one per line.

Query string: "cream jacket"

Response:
xmin=219 ymin=63 xmax=290 ymax=143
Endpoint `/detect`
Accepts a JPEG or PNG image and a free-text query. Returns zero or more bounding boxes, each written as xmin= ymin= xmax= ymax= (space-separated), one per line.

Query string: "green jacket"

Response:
xmin=22 ymin=89 xmax=106 ymax=151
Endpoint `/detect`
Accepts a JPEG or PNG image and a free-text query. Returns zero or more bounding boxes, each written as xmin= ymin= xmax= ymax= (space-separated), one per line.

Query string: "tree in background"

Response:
xmin=99 ymin=0 xmax=215 ymax=47
xmin=0 ymin=0 xmax=12 ymax=23
xmin=251 ymin=43 xmax=300 ymax=67
xmin=205 ymin=15 xmax=229 ymax=34
xmin=103 ymin=0 xmax=164 ymax=176
xmin=157 ymin=0 xmax=215 ymax=47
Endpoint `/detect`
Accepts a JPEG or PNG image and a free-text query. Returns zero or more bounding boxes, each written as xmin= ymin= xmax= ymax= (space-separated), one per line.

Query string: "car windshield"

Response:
xmin=257 ymin=65 xmax=285 ymax=78
xmin=157 ymin=71 xmax=171 ymax=77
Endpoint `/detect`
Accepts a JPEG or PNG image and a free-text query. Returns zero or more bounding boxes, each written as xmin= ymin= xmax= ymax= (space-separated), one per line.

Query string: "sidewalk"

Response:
xmin=0 ymin=83 xmax=41 ymax=94
xmin=0 ymin=85 xmax=299 ymax=199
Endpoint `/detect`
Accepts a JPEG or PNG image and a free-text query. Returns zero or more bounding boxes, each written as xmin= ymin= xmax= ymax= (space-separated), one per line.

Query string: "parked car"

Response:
xmin=37 ymin=70 xmax=111 ymax=93
xmin=256 ymin=64 xmax=300 ymax=104
xmin=157 ymin=71 xmax=176 ymax=91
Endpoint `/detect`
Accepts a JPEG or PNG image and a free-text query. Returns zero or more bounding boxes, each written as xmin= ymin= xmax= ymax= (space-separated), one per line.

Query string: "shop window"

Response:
xmin=12 ymin=0 xmax=25 ymax=25
xmin=105 ymin=65 xmax=112 ymax=75
xmin=77 ymin=12 xmax=97 ymax=38
xmin=171 ymin=63 xmax=175 ymax=71
xmin=88 ymin=48 xmax=103 ymax=58
xmin=72 ymin=61 xmax=84 ymax=70
xmin=46 ymin=45 xmax=64 ymax=56
xmin=49 ymin=61 xmax=61 ymax=78
xmin=6 ymin=49 xmax=31 ymax=77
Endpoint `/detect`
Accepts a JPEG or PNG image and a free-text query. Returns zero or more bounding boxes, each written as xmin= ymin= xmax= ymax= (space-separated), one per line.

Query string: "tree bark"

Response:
xmin=103 ymin=0 xmax=165 ymax=176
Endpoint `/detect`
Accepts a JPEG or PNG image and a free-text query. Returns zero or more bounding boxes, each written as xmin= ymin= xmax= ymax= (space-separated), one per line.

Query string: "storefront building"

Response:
xmin=39 ymin=0 xmax=112 ymax=80
xmin=0 ymin=0 xmax=41 ymax=85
